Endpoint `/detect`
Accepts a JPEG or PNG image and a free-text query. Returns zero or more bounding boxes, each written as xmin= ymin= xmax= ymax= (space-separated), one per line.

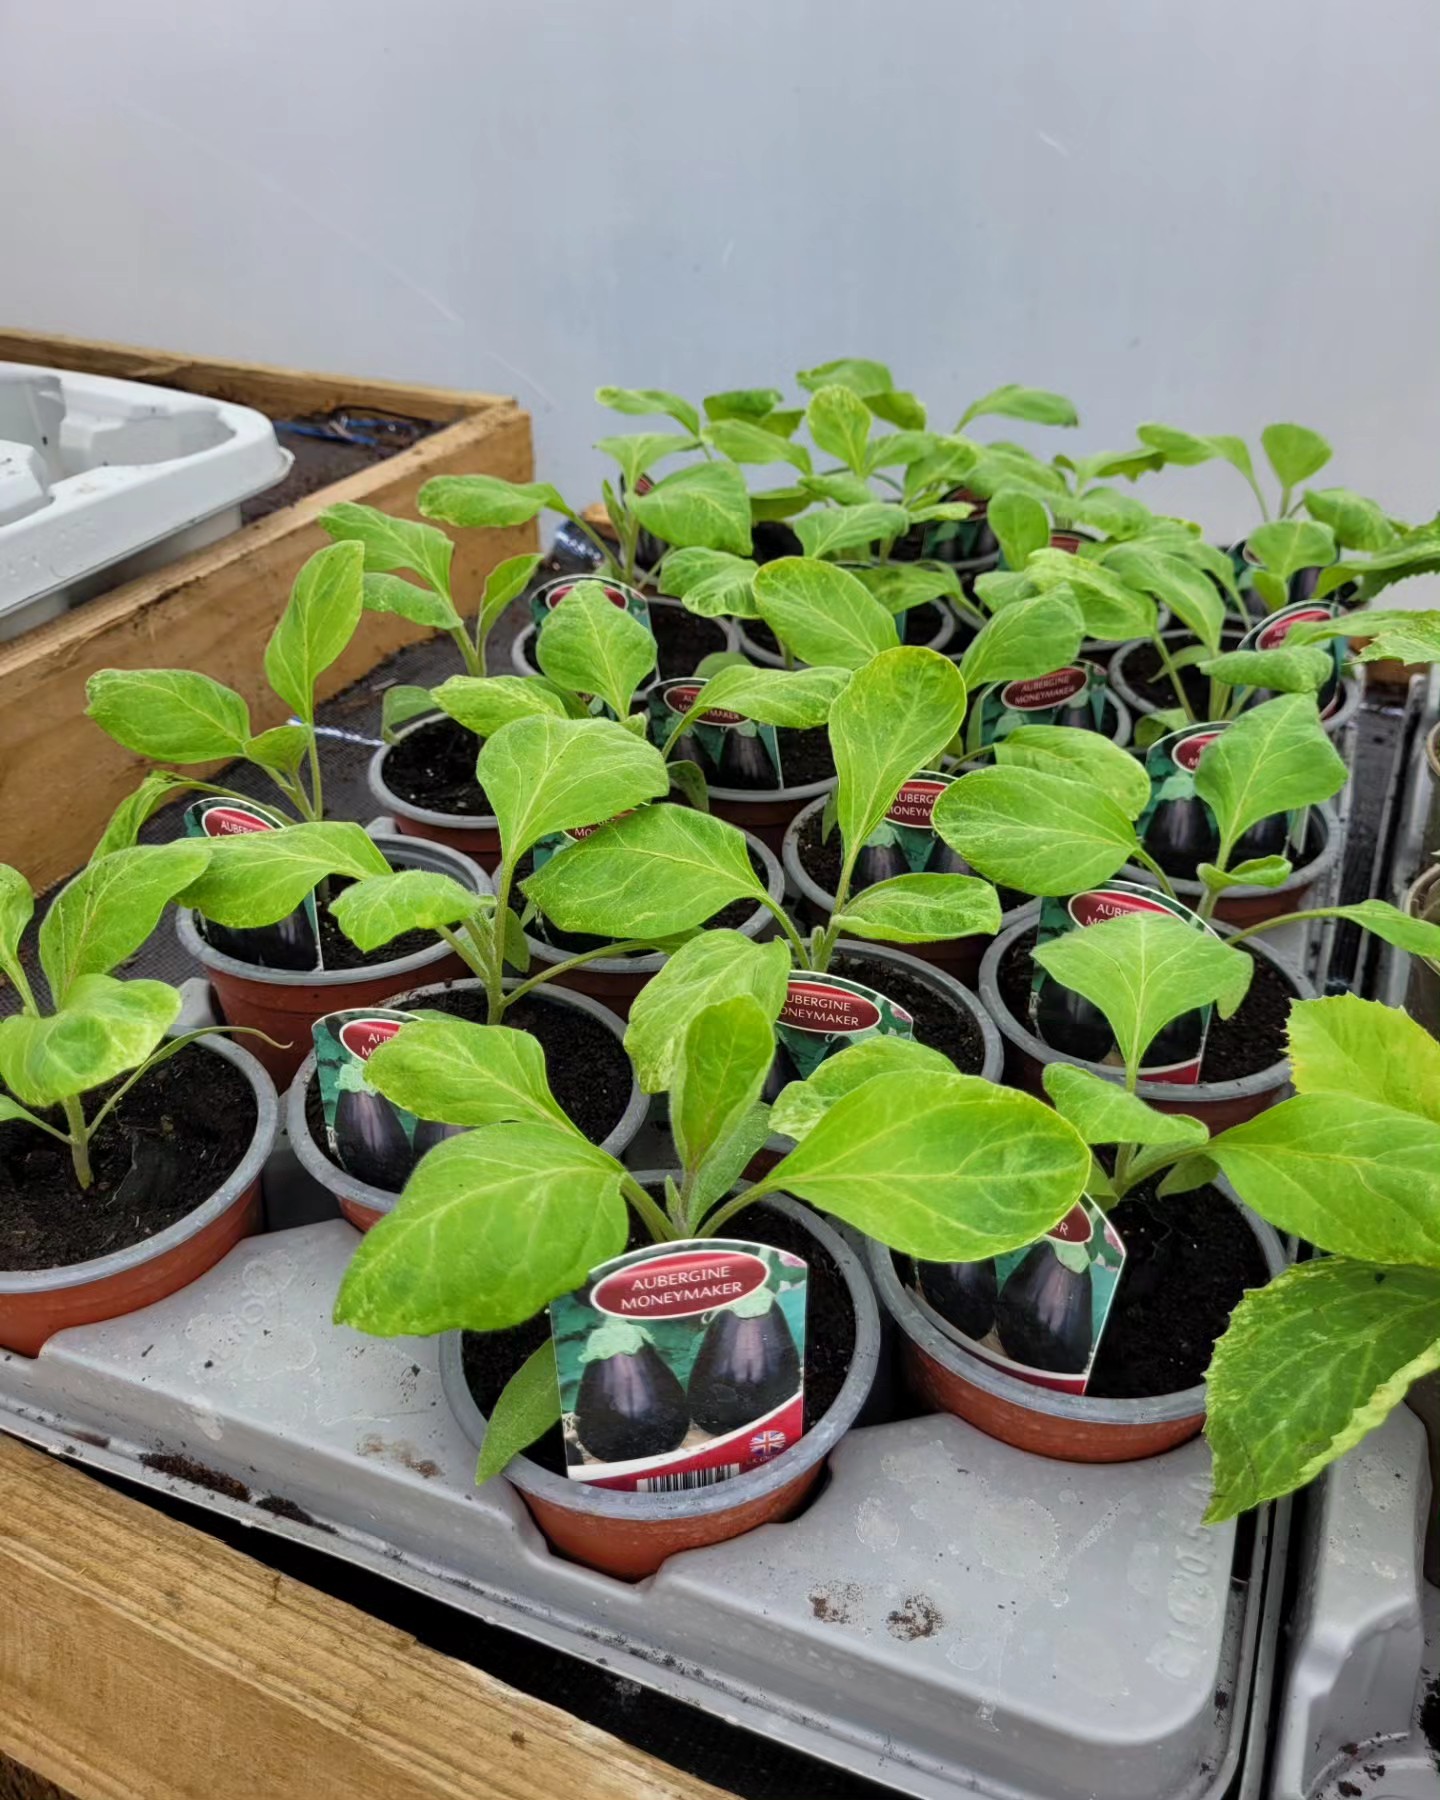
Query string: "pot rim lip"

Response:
xmin=735 ymin=603 xmax=956 ymax=670
xmin=0 ymin=1034 xmax=278 ymax=1295
xmin=522 ymin=829 xmax=785 ymax=975
xmin=1107 ymin=632 xmax=1361 ymax=735
xmin=1119 ymin=798 xmax=1341 ymax=903
xmin=438 ymin=1190 xmax=880 ymax=1521
xmin=864 ymin=1181 xmax=1287 ymax=1425
xmin=285 ymin=976 xmax=648 ymax=1216
xmin=177 ymin=832 xmax=491 ymax=987
xmin=978 ymin=903 xmax=1314 ymax=1101
xmin=368 ymin=717 xmax=498 ymax=834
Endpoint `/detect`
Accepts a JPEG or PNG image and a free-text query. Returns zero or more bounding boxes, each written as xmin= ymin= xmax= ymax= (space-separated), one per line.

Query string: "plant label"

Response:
xmin=769 ymin=970 xmax=914 ymax=1089
xmin=973 ymin=661 xmax=1110 ymax=747
xmin=852 ymin=770 xmax=970 ymax=885
xmin=1239 ymin=599 xmax=1345 ymax=717
xmin=312 ymin=1009 xmax=461 ymax=1193
xmin=648 ymin=679 xmax=783 ymax=788
xmin=530 ymin=572 xmax=651 ymax=631
xmin=183 ymin=798 xmax=323 ymax=972
xmin=911 ymin=1196 xmax=1126 ymax=1394
xmin=1137 ymin=720 xmax=1303 ymax=878
xmin=1032 ymin=881 xmax=1220 ymax=1082
xmin=549 ymin=1237 xmax=808 ymax=1491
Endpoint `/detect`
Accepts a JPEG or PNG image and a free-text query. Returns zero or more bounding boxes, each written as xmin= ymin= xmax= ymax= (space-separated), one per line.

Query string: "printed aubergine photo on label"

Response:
xmin=973 ymin=661 xmax=1109 ymax=747
xmin=312 ymin=1009 xmax=462 ymax=1192
xmin=768 ymin=970 xmax=914 ymax=1091
xmin=529 ymin=572 xmax=652 ymax=630
xmin=852 ymin=770 xmax=971 ymax=885
xmin=1239 ymin=598 xmax=1345 ymax=717
xmin=183 ymin=797 xmax=322 ymax=972
xmin=648 ymin=679 xmax=784 ymax=788
xmin=1137 ymin=720 xmax=1299 ymax=880
xmin=549 ymin=1238 xmax=808 ymax=1492
xmin=1032 ymin=881 xmax=1220 ymax=1082
xmin=911 ymin=1197 xmax=1126 ymax=1394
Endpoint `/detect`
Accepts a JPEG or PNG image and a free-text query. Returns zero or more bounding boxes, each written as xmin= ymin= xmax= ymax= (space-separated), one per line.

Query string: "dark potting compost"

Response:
xmin=828 ymin=950 xmax=988 ymax=1073
xmin=0 ymin=1048 xmax=257 ymax=1272
xmin=515 ymin=843 xmax=772 ymax=952
xmin=462 ymin=1203 xmax=856 ymax=1478
xmin=202 ymin=872 xmax=439 ymax=974
xmin=382 ymin=716 xmax=491 ymax=816
xmin=997 ymin=928 xmax=1293 ymax=1080
xmin=1119 ymin=634 xmax=1245 ymax=715
xmin=648 ymin=604 xmax=730 ymax=677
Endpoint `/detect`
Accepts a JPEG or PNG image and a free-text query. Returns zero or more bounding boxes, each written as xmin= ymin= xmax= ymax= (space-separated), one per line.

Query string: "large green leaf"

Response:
xmin=672 ymin=995 xmax=776 ymax=1181
xmin=329 ymin=871 xmax=487 ymax=953
xmin=0 ymin=865 xmax=33 ymax=1000
xmin=959 ymin=385 xmax=1078 ymax=430
xmin=476 ymin=553 xmax=543 ymax=644
xmin=795 ymin=503 xmax=910 ymax=561
xmin=1041 ymin=1063 xmax=1209 ymax=1149
xmin=264 ymin=541 xmax=366 ymax=723
xmin=1192 ymin=694 xmax=1346 ymax=851
xmin=418 ymin=474 xmax=563 ymax=529
xmin=246 ymin=725 xmax=313 ymax=776
xmin=752 ymin=1072 xmax=1088 ymax=1260
xmin=703 ymin=418 xmax=810 ymax=472
xmin=364 ymin=1018 xmax=568 ymax=1129
xmin=0 ymin=975 xmax=181 ymax=1107
xmin=960 ymin=590 xmax=1085 ymax=687
xmin=659 ymin=664 xmax=850 ymax=745
xmin=1314 ymin=521 xmax=1440 ymax=603
xmin=1302 ymin=487 xmax=1396 ymax=553
xmin=799 ymin=472 xmax=875 ymax=507
xmin=796 ymin=358 xmax=894 ymax=398
xmin=534 ymin=582 xmax=657 ymax=718
xmin=1025 ymin=549 xmax=1157 ymax=642
xmin=178 ymin=822 xmax=391 ymax=928
xmin=433 ymin=674 xmax=574 ymax=738
xmin=85 ymin=668 xmax=252 ymax=764
xmin=631 ymin=462 xmax=752 ymax=555
xmin=1210 ymin=1095 xmax=1440 ymax=1266
xmin=1292 ymin=608 xmax=1440 ymax=668
xmin=1246 ymin=519 xmax=1336 ymax=583
xmin=993 ymin=725 xmax=1151 ymax=819
xmin=768 ymin=1037 xmax=957 ymax=1140
xmin=833 ymin=873 xmax=1000 ymax=944
xmin=1100 ymin=543 xmax=1227 ymax=650
xmin=595 ymin=431 xmax=698 ymax=489
xmin=1204 ymin=1260 xmax=1440 ymax=1522
xmin=595 ymin=386 xmax=701 ymax=436
xmin=360 ymin=573 xmax=462 ymax=632
xmin=1287 ymin=995 xmax=1440 ymax=1121
xmin=1285 ymin=900 xmax=1440 ymax=966
xmin=988 ymin=490 xmax=1051 ymax=571
xmin=477 ymin=715 xmax=669 ymax=862
xmin=1033 ymin=911 xmax=1253 ymax=1076
xmin=333 ymin=1124 xmax=628 ymax=1335
xmin=831 ymin=647 xmax=967 ymax=856
xmin=703 ymin=387 xmax=784 ymax=424
xmin=318 ymin=501 xmax=455 ymax=602
xmin=1199 ymin=647 xmax=1332 ymax=694
xmin=753 ymin=558 xmax=898 ymax=668
xmin=852 ymin=562 xmax=963 ymax=614
xmin=624 ymin=931 xmax=791 ymax=1094
xmin=933 ymin=767 xmax=1139 ymax=893
xmin=475 ymin=1344 xmax=563 ymax=1482
xmin=523 ymin=805 xmax=768 ymax=939
xmin=39 ymin=841 xmax=211 ymax=1003
xmin=1260 ymin=423 xmax=1332 ymax=493
xmin=805 ymin=384 xmax=875 ymax=475
xmin=659 ymin=547 xmax=759 ymax=619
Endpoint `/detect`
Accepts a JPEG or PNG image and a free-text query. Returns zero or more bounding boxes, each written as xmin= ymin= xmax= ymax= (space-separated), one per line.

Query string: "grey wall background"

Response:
xmin=2 ymin=0 xmax=1436 ymax=539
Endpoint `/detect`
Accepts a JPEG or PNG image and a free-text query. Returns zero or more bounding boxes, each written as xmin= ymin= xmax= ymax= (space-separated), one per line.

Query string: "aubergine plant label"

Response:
xmin=853 ymin=770 xmax=965 ymax=884
xmin=973 ymin=661 xmax=1108 ymax=747
xmin=549 ymin=1238 xmax=808 ymax=1491
xmin=1239 ymin=599 xmax=1345 ymax=718
xmin=1032 ymin=882 xmax=1218 ymax=1082
xmin=183 ymin=798 xmax=322 ymax=971
xmin=772 ymin=971 xmax=914 ymax=1086
xmin=912 ymin=1196 xmax=1125 ymax=1394
xmin=313 ymin=1009 xmax=460 ymax=1192
xmin=1137 ymin=721 xmax=1298 ymax=877
xmin=529 ymin=572 xmax=651 ymax=630
xmin=648 ymin=680 xmax=783 ymax=788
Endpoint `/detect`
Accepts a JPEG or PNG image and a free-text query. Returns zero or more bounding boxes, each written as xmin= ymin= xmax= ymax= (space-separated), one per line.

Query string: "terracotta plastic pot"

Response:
xmin=511 ymin=594 xmax=740 ymax=681
xmin=439 ymin=1193 xmax=880 ymax=1580
xmin=0 ymin=1037 xmax=277 ymax=1357
xmin=368 ymin=717 xmax=500 ymax=867
xmin=978 ymin=905 xmax=1313 ymax=1131
xmin=1122 ymin=802 xmax=1341 ymax=930
xmin=1403 ymin=863 xmax=1440 ymax=1042
xmin=705 ymin=768 xmax=837 ymax=857
xmin=866 ymin=1186 xmax=1286 ymax=1462
xmin=522 ymin=830 xmax=784 ymax=1015
xmin=1109 ymin=630 xmax=1361 ymax=742
xmin=178 ymin=835 xmax=489 ymax=1089
xmin=738 ymin=593 xmax=956 ymax=670
xmin=287 ymin=977 xmax=647 ymax=1231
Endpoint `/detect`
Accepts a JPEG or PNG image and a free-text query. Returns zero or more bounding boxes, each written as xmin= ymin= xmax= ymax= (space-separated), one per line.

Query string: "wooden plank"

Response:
xmin=0 ymin=329 xmax=506 ymax=424
xmin=0 ymin=402 xmax=535 ymax=889
xmin=0 ymin=1754 xmax=73 ymax=1800
xmin=0 ymin=1434 xmax=729 ymax=1800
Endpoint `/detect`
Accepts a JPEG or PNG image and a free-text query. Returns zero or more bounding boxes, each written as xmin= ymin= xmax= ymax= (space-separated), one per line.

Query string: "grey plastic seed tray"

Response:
xmin=0 ymin=1216 xmax=1279 ymax=1800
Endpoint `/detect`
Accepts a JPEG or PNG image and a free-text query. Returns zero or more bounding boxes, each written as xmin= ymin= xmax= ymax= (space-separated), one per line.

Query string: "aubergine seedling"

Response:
xmin=332 ymin=982 xmax=1092 ymax=1481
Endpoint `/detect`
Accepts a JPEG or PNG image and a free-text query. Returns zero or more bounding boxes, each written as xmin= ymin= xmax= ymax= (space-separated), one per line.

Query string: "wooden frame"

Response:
xmin=0 ymin=331 xmax=536 ymax=889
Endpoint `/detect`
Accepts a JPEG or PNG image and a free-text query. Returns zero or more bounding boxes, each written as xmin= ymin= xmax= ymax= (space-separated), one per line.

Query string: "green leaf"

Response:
xmin=993 ymin=725 xmax=1151 ymax=819
xmin=867 ymin=391 xmax=926 ymax=430
xmin=381 ymin=685 xmax=440 ymax=744
xmin=833 ymin=873 xmax=1000 ymax=944
xmin=661 ymin=664 xmax=850 ymax=741
xmin=1136 ymin=423 xmax=1252 ymax=480
xmin=1069 ymin=488 xmax=1155 ymax=542
xmin=245 ymin=725 xmax=311 ymax=776
xmin=330 ymin=871 xmax=486 ymax=953
xmin=805 ymin=384 xmax=873 ymax=476
xmin=318 ymin=501 xmax=454 ymax=602
xmin=1246 ymin=519 xmax=1336 ymax=583
xmin=476 ymin=1345 xmax=562 ymax=1482
xmin=91 ymin=772 xmax=196 ymax=857
xmin=264 ymin=541 xmax=365 ymax=723
xmin=1192 ymin=694 xmax=1346 ymax=851
xmin=703 ymin=387 xmax=784 ymax=424
xmin=1025 ymin=549 xmax=1157 ymax=642
xmin=1300 ymin=487 xmax=1394 ymax=553
xmin=1041 ymin=1063 xmax=1209 ymax=1149
xmin=1033 ymin=911 xmax=1253 ymax=1074
xmin=852 ymin=562 xmax=963 ymax=614
xmin=333 ymin=1124 xmax=628 ymax=1335
xmin=624 ymin=931 xmax=791 ymax=1093
xmin=753 ymin=1072 xmax=1089 ymax=1261
xmin=523 ymin=805 xmax=768 ymax=939
xmin=959 ymin=385 xmax=1078 ymax=430
xmin=1287 ymin=994 xmax=1440 ymax=1122
xmin=477 ymin=715 xmax=669 ymax=863
xmin=768 ymin=1037 xmax=957 ymax=1140
xmin=360 ymin=572 xmax=461 ymax=632
xmin=1200 ymin=646 xmax=1333 ymax=694
xmin=418 ymin=474 xmax=563 ymax=530
xmin=0 ymin=975 xmax=181 ymax=1107
xmin=364 ymin=1018 xmax=568 ymax=1129
xmin=533 ymin=582 xmax=657 ymax=719
xmin=659 ymin=547 xmax=758 ymax=619
xmin=1157 ymin=1154 xmax=1218 ymax=1197
xmin=830 ymin=647 xmax=967 ymax=855
xmin=1101 ymin=544 xmax=1227 ymax=650
xmin=933 ymin=767 xmax=1140 ymax=894
xmin=39 ymin=841 xmax=211 ymax=1002
xmin=85 ymin=668 xmax=251 ymax=763
xmin=749 ymin=486 xmax=811 ymax=523
xmin=865 ymin=430 xmax=941 ymax=473
xmin=1260 ymin=423 xmax=1332 ymax=493
xmin=799 ymin=472 xmax=877 ymax=509
xmin=433 ymin=674 xmax=573 ymax=738
xmin=631 ymin=461 xmax=752 ymax=555
xmin=703 ymin=418 xmax=810 ymax=473
xmin=595 ymin=386 xmax=700 ymax=436
xmin=595 ymin=432 xmax=697 ymax=490
xmin=477 ymin=552 xmax=542 ymax=644
xmin=1204 ymin=1261 xmax=1440 ymax=1522
xmin=1301 ymin=609 xmax=1440 ymax=668
xmin=666 ymin=757 xmax=710 ymax=810
xmin=1211 ymin=1095 xmax=1440 ymax=1266
xmin=795 ymin=503 xmax=910 ymax=561
xmin=672 ymin=995 xmax=777 ymax=1180
xmin=178 ymin=821 xmax=391 ymax=929
xmin=989 ymin=490 xmax=1051 ymax=570
xmin=796 ymin=358 xmax=893 ymax=398
xmin=753 ymin=557 xmax=898 ymax=669
xmin=960 ymin=590 xmax=1086 ymax=688
xmin=0 ymin=865 xmax=34 ymax=1001
xmin=1197 ymin=856 xmax=1292 ymax=893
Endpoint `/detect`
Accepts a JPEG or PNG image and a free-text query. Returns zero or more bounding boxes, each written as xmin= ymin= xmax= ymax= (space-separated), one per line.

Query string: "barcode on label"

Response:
xmin=635 ymin=1465 xmax=742 ymax=1493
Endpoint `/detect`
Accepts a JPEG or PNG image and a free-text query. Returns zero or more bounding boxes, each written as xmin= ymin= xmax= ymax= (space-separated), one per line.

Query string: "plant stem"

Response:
xmin=451 ymin=626 xmax=484 ymax=677
xmin=1152 ymin=631 xmax=1197 ymax=724
xmin=438 ymin=923 xmax=489 ymax=981
xmin=621 ymin=1174 xmax=680 ymax=1244
xmin=759 ymin=894 xmax=813 ymax=970
xmin=1222 ymin=906 xmax=1328 ymax=947
xmin=62 ymin=1096 xmax=92 ymax=1189
xmin=305 ymin=728 xmax=325 ymax=822
xmin=1129 ymin=846 xmax=1179 ymax=902
xmin=502 ymin=937 xmax=669 ymax=1007
xmin=559 ymin=507 xmax=624 ymax=581
xmin=696 ymin=1183 xmax=766 ymax=1238
xmin=485 ymin=867 xmax=513 ymax=1024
